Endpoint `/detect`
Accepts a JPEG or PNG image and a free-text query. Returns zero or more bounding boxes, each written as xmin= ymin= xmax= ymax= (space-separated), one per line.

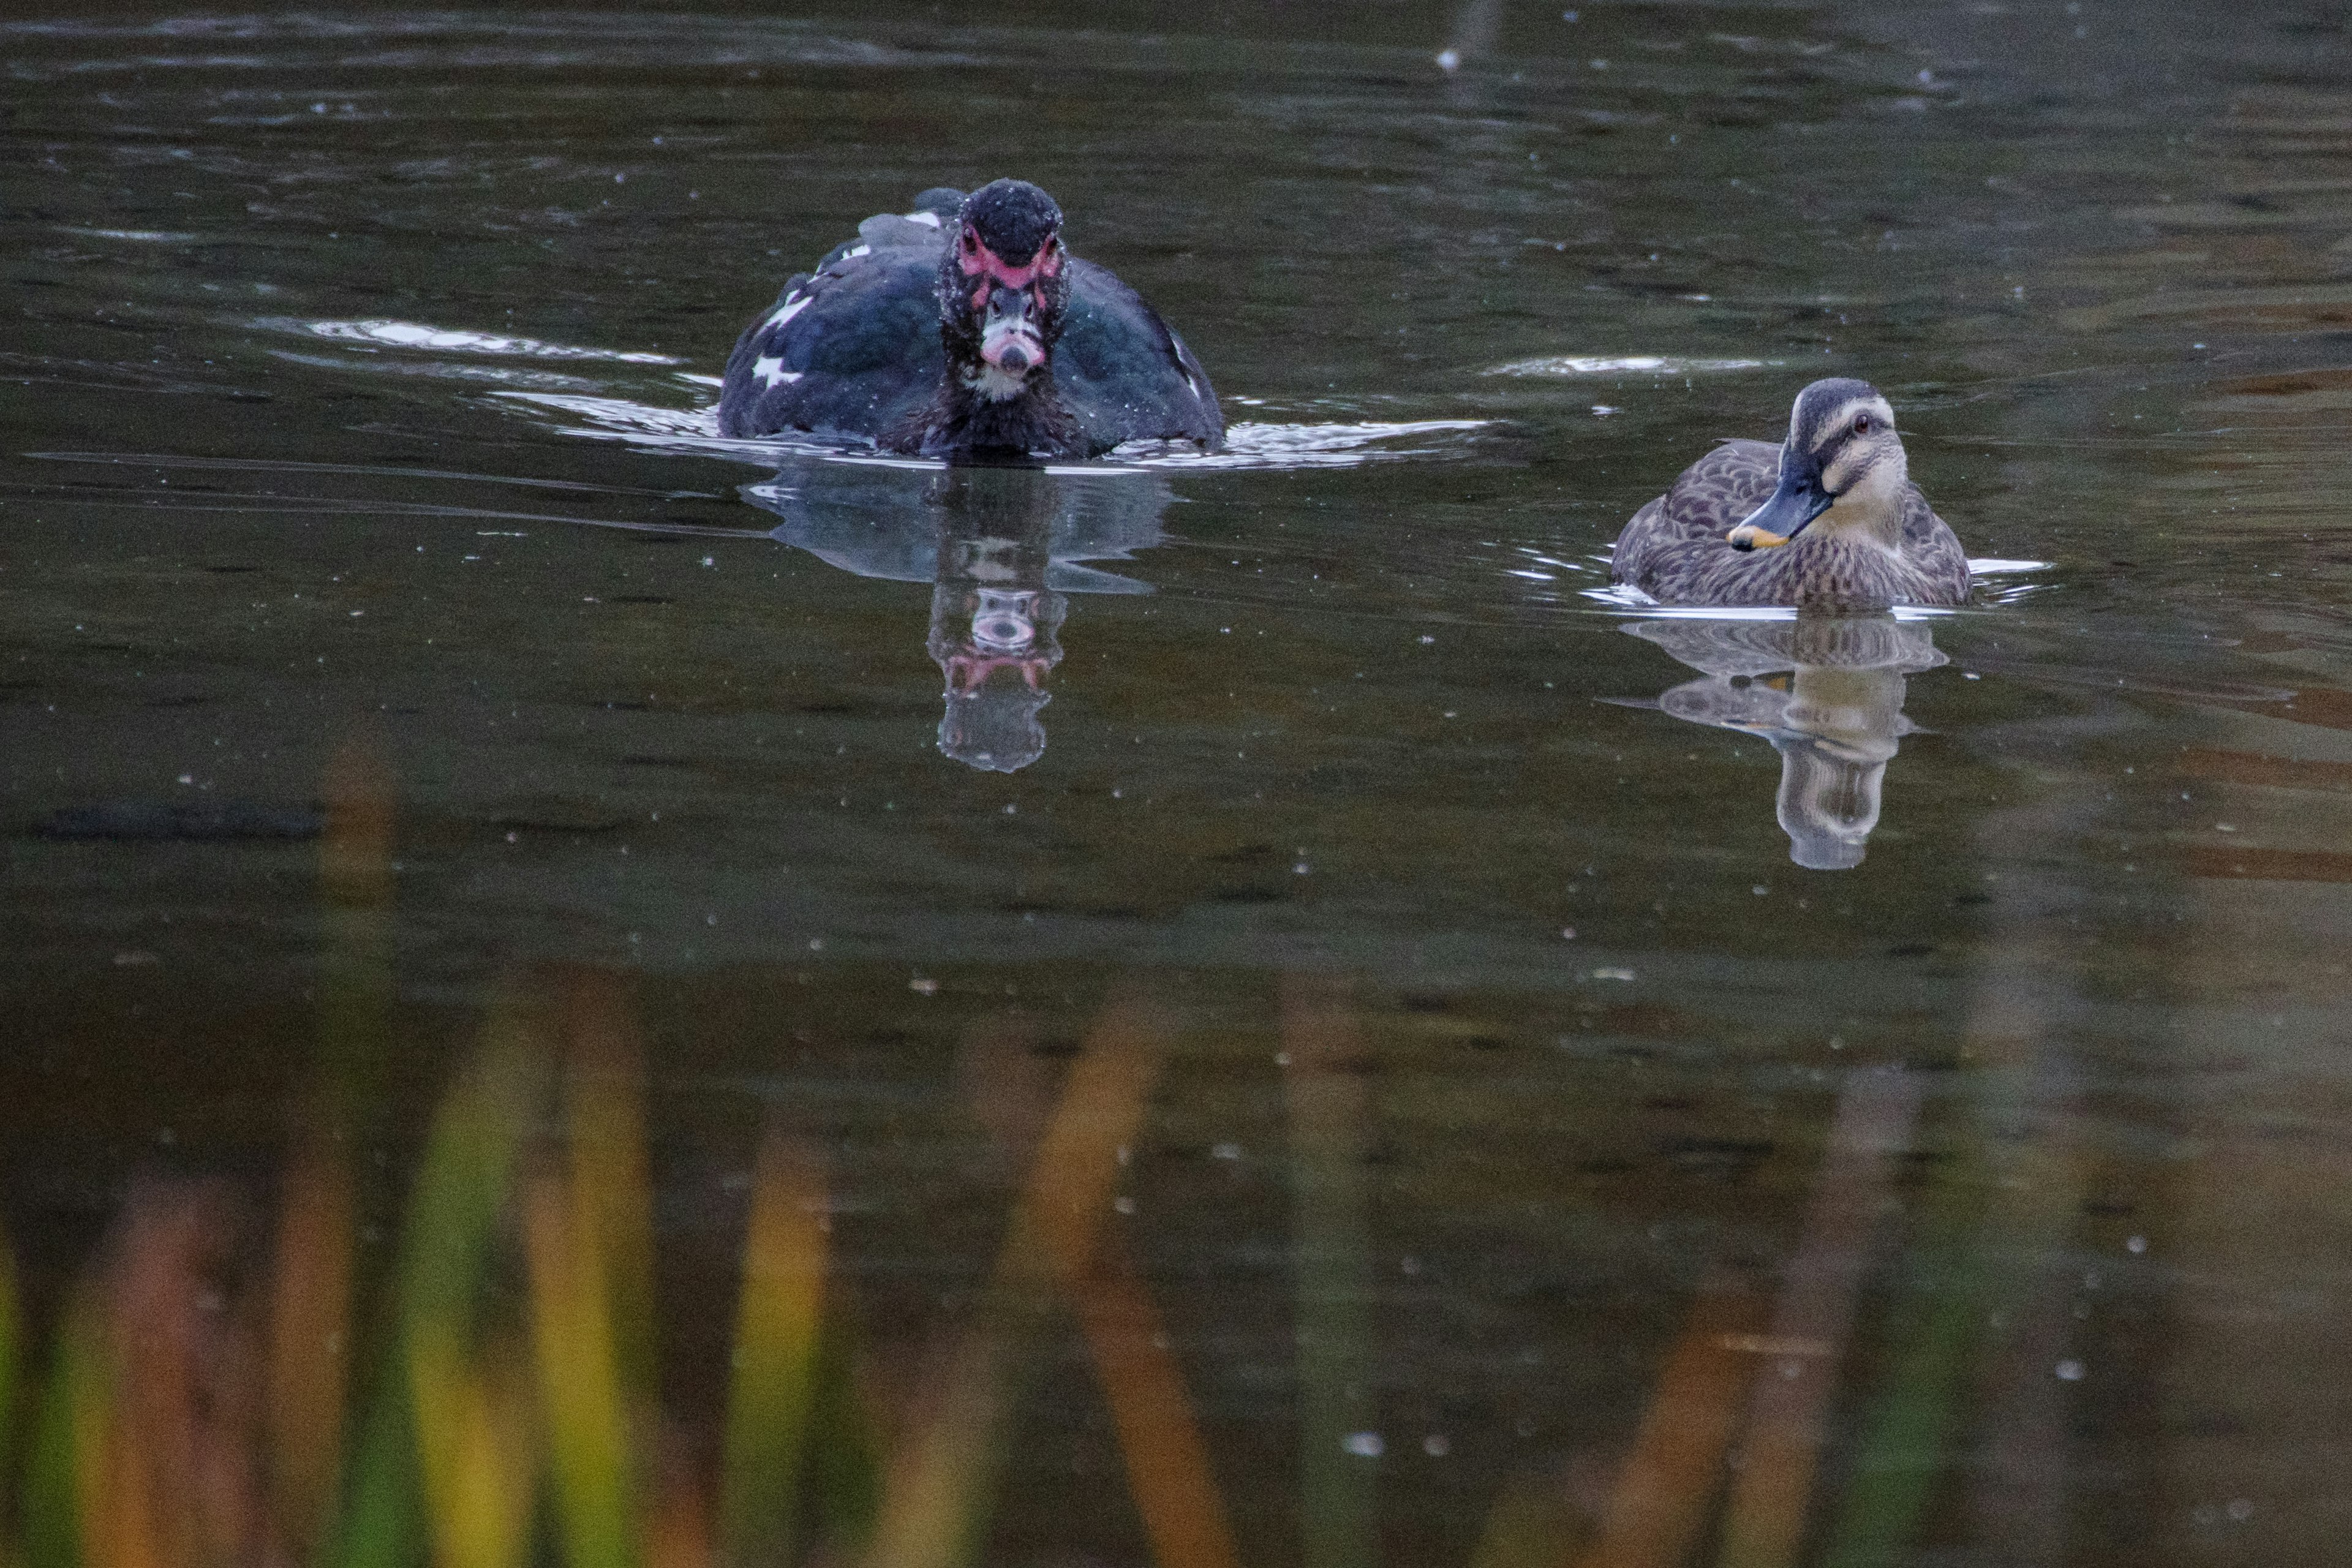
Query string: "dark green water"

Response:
xmin=6 ymin=4 xmax=2352 ymax=1566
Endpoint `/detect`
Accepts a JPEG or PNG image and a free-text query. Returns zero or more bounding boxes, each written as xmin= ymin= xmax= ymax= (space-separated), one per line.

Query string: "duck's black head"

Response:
xmin=937 ymin=179 xmax=1071 ymax=391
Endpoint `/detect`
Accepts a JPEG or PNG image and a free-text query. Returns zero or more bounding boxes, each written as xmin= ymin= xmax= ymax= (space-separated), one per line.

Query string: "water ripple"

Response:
xmin=1487 ymin=355 xmax=1781 ymax=377
xmin=496 ymin=392 xmax=1488 ymax=472
xmin=262 ymin=317 xmax=683 ymax=364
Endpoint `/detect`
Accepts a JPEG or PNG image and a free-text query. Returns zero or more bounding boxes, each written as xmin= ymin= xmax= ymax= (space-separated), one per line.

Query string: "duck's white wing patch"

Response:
xmin=765 ymin=294 xmax=811 ymax=331
xmin=753 ymin=355 xmax=801 ymax=389
xmin=846 ymin=244 xmax=871 ymax=258
xmin=904 ymin=209 xmax=943 ymax=228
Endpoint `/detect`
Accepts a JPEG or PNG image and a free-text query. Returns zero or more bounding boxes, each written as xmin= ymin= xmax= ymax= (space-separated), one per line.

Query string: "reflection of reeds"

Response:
xmin=967 ymin=1003 xmax=1241 ymax=1568
xmin=525 ymin=1161 xmax=636 ymax=1568
xmin=10 ymin=976 xmax=1246 ymax=1568
xmin=1572 ymin=1280 xmax=1764 ymax=1568
xmin=1283 ymin=977 xmax=1378 ymax=1568
xmin=404 ymin=1019 xmax=546 ymax=1568
xmin=1716 ymin=1067 xmax=1921 ymax=1568
xmin=1470 ymin=1065 xmax=1934 ymax=1568
xmin=269 ymin=1127 xmax=354 ymax=1559
xmin=15 ymin=739 xmax=2004 ymax=1568
xmin=1817 ymin=1197 xmax=1983 ymax=1568
xmin=721 ymin=1130 xmax=827 ymax=1568
xmin=860 ymin=992 xmax=1189 ymax=1568
xmin=10 ymin=734 xmax=1240 ymax=1568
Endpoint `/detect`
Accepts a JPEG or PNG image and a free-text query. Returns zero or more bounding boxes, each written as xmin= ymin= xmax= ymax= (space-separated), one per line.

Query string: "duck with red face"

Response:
xmin=718 ymin=179 xmax=1222 ymax=461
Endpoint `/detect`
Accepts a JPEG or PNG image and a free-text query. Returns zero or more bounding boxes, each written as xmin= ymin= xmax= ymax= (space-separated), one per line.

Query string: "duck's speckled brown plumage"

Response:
xmin=1611 ymin=439 xmax=1970 ymax=609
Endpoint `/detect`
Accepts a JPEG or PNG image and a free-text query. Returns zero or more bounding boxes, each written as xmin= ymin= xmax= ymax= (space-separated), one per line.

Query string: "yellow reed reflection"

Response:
xmin=7 ymin=737 xmax=2025 ymax=1568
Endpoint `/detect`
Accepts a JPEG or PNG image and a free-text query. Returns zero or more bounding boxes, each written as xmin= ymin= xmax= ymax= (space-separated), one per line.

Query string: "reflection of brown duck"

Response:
xmin=1626 ymin=615 xmax=1945 ymax=869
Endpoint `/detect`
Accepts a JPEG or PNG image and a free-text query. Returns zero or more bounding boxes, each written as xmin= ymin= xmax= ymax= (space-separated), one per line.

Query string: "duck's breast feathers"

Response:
xmin=1053 ymin=258 xmax=1224 ymax=450
xmin=718 ymin=239 xmax=943 ymax=440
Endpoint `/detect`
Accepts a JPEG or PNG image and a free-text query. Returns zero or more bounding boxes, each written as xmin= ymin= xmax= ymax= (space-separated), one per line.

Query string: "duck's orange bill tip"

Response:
xmin=1727 ymin=523 xmax=1792 ymax=552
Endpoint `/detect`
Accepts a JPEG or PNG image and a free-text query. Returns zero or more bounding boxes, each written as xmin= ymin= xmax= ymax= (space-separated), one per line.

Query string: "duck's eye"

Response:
xmin=1853 ymin=413 xmax=1873 ymax=435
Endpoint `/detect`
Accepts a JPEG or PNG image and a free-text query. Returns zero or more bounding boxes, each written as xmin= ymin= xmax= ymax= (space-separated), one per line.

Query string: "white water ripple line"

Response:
xmin=1578 ymin=559 xmax=2052 ymax=616
xmin=1576 ymin=585 xmax=1960 ymax=621
xmin=60 ymin=225 xmax=198 ymax=243
xmin=1487 ymin=355 xmax=1779 ymax=377
xmin=497 ymin=392 xmax=1489 ymax=472
xmin=260 ymin=317 xmax=684 ymax=364
xmin=1127 ymin=419 xmax=1488 ymax=469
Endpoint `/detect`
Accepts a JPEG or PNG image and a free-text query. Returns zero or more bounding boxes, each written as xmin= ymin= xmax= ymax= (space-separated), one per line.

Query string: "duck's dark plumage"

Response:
xmin=718 ymin=183 xmax=1221 ymax=459
xmin=1610 ymin=381 xmax=1971 ymax=609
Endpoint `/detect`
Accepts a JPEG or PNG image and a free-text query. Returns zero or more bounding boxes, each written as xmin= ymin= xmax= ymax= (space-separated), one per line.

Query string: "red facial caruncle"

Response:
xmin=958 ymin=225 xmax=1062 ymax=312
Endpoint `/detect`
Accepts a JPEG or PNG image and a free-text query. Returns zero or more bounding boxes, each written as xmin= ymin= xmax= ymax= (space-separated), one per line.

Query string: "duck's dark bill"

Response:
xmin=1727 ymin=466 xmax=1836 ymax=552
xmin=979 ymin=285 xmax=1046 ymax=372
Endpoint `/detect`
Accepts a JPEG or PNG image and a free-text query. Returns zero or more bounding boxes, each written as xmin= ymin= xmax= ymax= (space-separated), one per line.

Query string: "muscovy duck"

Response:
xmin=718 ymin=179 xmax=1223 ymax=459
xmin=1609 ymin=379 xmax=1970 ymax=609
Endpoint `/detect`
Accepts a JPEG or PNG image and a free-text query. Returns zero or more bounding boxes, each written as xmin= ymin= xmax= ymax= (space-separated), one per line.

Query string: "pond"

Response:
xmin=5 ymin=4 xmax=2352 ymax=1565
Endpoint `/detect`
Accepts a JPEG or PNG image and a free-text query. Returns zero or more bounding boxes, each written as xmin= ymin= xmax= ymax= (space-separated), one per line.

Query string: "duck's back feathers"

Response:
xmin=1612 ymin=439 xmax=1779 ymax=579
xmin=718 ymin=195 xmax=1222 ymax=454
xmin=718 ymin=213 xmax=946 ymax=442
xmin=1057 ymin=259 xmax=1221 ymax=447
xmin=1611 ymin=439 xmax=1969 ymax=609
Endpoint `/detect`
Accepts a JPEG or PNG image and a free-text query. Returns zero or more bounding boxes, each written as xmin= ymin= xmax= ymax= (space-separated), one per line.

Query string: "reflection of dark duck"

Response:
xmin=1626 ymin=616 xmax=1944 ymax=870
xmin=926 ymin=478 xmax=1068 ymax=774
xmin=718 ymin=180 xmax=1223 ymax=460
xmin=1610 ymin=379 xmax=1970 ymax=609
xmin=739 ymin=459 xmax=1167 ymax=773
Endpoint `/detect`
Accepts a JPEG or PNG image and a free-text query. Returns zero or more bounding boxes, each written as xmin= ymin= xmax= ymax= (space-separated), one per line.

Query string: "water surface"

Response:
xmin=6 ymin=5 xmax=2352 ymax=1565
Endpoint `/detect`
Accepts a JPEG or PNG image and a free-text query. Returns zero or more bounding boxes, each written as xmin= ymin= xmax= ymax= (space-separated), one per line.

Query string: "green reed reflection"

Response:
xmin=0 ymin=741 xmax=2024 ymax=1568
xmin=720 ymin=1129 xmax=827 ymax=1568
xmin=1 ymin=742 xmax=1251 ymax=1568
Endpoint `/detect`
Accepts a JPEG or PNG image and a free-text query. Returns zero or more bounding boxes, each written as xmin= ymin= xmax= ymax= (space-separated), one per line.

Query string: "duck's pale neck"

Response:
xmin=1814 ymin=450 xmax=1909 ymax=548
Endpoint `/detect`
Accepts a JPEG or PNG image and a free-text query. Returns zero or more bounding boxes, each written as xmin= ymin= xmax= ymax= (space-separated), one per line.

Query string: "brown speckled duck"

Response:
xmin=1609 ymin=379 xmax=1970 ymax=609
